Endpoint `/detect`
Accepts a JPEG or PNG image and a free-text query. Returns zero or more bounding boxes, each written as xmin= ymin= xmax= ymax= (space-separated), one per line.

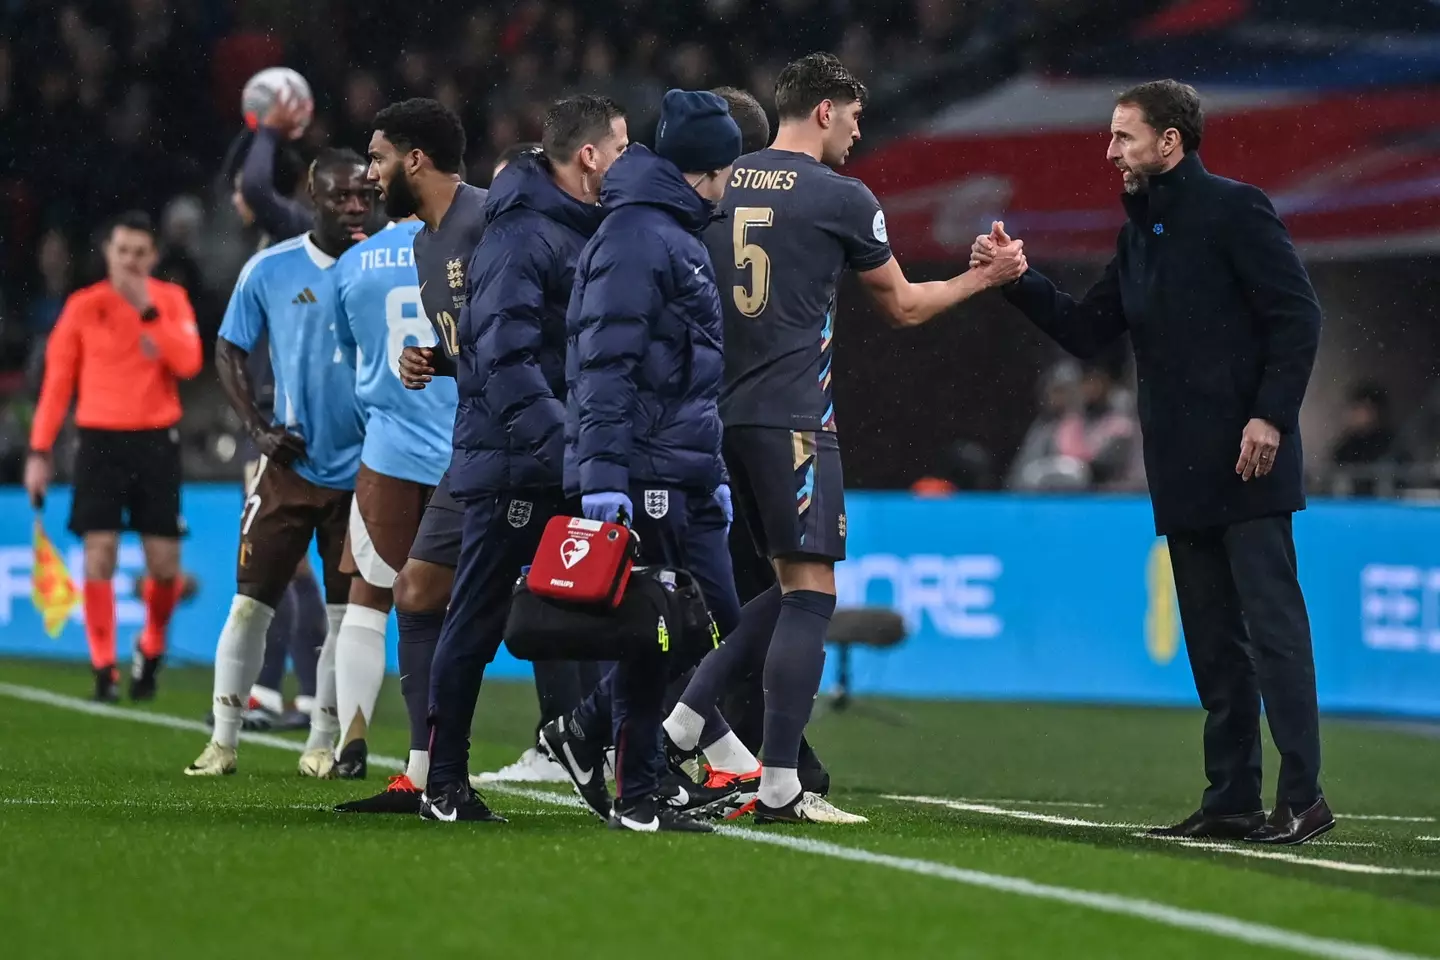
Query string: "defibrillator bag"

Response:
xmin=503 ymin=564 xmax=720 ymax=664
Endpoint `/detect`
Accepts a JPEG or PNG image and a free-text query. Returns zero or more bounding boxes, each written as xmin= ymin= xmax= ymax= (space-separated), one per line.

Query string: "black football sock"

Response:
xmin=759 ymin=590 xmax=834 ymax=773
xmin=287 ymin=569 xmax=324 ymax=698
xmin=397 ymin=610 xmax=442 ymax=788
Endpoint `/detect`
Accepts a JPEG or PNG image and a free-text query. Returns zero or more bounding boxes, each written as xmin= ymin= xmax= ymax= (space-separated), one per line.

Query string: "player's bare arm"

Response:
xmin=215 ymin=337 xmax=307 ymax=465
xmin=859 ymin=241 xmax=1027 ymax=328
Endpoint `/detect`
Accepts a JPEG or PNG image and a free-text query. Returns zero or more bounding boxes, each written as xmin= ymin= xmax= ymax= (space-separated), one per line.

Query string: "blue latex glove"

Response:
xmin=713 ymin=483 xmax=733 ymax=526
xmin=582 ymin=491 xmax=633 ymax=524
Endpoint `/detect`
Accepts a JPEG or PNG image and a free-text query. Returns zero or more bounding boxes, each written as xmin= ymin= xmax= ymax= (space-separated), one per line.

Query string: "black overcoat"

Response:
xmin=1002 ymin=152 xmax=1323 ymax=535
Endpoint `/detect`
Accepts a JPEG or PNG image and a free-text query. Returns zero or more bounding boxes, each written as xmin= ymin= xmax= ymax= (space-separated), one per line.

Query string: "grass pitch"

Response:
xmin=1 ymin=658 xmax=1438 ymax=960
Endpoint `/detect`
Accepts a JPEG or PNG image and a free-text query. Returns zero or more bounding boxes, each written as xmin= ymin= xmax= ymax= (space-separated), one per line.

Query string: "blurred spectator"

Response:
xmin=1008 ymin=359 xmax=1144 ymax=493
xmin=1008 ymin=359 xmax=1085 ymax=491
xmin=911 ymin=440 xmax=998 ymax=496
xmin=0 ymin=0 xmax=1169 ymax=480
xmin=1331 ymin=381 xmax=1395 ymax=467
xmin=157 ymin=195 xmax=220 ymax=336
xmin=27 ymin=229 xmax=73 ymax=336
xmin=1328 ymin=380 xmax=1400 ymax=496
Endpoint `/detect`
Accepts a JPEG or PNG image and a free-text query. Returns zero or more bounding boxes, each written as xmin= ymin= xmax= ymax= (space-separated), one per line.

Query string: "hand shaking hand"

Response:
xmin=969 ymin=221 xmax=1028 ymax=287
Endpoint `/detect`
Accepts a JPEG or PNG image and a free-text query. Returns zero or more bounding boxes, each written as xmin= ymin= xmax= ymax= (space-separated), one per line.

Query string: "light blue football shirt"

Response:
xmin=219 ymin=234 xmax=363 ymax=490
xmin=333 ymin=220 xmax=456 ymax=486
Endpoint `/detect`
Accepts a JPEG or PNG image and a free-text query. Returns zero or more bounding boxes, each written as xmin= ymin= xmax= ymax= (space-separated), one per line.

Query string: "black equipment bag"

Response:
xmin=503 ymin=565 xmax=720 ymax=663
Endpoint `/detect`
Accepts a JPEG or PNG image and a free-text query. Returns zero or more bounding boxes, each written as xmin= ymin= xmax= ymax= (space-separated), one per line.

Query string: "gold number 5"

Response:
xmin=732 ymin=206 xmax=774 ymax=317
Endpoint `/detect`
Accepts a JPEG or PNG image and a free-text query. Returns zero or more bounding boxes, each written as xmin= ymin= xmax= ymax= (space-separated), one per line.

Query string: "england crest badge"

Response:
xmin=507 ymin=499 xmax=533 ymax=528
xmin=644 ymin=489 xmax=669 ymax=519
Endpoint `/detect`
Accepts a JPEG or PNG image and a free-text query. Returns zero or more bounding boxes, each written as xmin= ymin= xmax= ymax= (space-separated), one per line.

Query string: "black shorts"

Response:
xmin=69 ymin=427 xmax=185 ymax=538
xmin=407 ymin=468 xmax=465 ymax=568
xmin=724 ymin=426 xmax=846 ymax=563
xmin=238 ymin=457 xmax=351 ymax=605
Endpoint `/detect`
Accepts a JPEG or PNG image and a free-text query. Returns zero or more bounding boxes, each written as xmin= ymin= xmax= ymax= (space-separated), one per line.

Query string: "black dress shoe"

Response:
xmin=1147 ymin=808 xmax=1266 ymax=840
xmin=1245 ymin=798 xmax=1335 ymax=845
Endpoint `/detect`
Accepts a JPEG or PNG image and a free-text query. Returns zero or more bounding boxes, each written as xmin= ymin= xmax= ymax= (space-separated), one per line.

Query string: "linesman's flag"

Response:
xmin=32 ymin=519 xmax=79 ymax=638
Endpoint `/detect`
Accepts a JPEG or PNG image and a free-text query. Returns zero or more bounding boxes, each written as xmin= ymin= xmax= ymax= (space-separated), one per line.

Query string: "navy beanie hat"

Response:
xmin=654 ymin=89 xmax=743 ymax=174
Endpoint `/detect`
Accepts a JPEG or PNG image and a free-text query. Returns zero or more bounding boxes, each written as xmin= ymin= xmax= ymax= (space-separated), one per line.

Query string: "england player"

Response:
xmin=325 ymin=215 xmax=460 ymax=805
xmin=364 ymin=98 xmax=488 ymax=796
xmin=186 ymin=149 xmax=373 ymax=777
xmin=690 ymin=85 xmax=828 ymax=798
xmin=418 ymin=95 xmax=629 ymax=822
xmin=665 ymin=54 xmax=1025 ymax=822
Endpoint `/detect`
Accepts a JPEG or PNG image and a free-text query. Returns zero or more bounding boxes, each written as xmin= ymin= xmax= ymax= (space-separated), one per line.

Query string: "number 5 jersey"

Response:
xmin=705 ymin=148 xmax=892 ymax=434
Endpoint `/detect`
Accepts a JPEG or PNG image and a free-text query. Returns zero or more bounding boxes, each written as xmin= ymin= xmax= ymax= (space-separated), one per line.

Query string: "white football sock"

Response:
xmin=758 ymin=766 xmax=802 ymax=809
xmin=248 ymin=684 xmax=284 ymax=715
xmin=211 ymin=596 xmax=276 ymax=749
xmin=294 ymin=694 xmax=315 ymax=716
xmin=334 ymin=604 xmax=388 ymax=751
xmin=303 ymin=604 xmax=346 ymax=752
xmin=701 ymin=731 xmax=760 ymax=775
xmin=662 ymin=702 xmax=706 ymax=752
xmin=406 ymin=749 xmax=429 ymax=790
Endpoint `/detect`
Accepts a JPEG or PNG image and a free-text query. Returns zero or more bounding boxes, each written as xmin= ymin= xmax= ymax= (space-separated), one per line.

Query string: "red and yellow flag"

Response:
xmin=32 ymin=519 xmax=79 ymax=638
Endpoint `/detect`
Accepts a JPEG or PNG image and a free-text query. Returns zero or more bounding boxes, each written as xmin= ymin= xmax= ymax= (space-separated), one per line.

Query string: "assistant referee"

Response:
xmin=25 ymin=211 xmax=203 ymax=703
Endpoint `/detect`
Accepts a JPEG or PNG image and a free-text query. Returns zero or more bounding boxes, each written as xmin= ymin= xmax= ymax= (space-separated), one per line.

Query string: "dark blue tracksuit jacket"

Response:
xmin=449 ymin=152 xmax=606 ymax=502
xmin=427 ymin=154 xmax=605 ymax=792
xmin=563 ymin=145 xmax=727 ymax=500
xmin=562 ymin=145 xmax=740 ymax=804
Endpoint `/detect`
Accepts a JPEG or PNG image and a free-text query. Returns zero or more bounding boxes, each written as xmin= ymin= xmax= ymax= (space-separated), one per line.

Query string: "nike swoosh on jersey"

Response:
xmin=563 ymin=742 xmax=593 ymax=785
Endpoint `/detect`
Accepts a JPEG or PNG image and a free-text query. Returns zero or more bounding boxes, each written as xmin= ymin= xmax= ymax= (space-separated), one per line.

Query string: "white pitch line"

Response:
xmin=1139 ymin=835 xmax=1440 ymax=879
xmin=945 ymin=797 xmax=1108 ymax=809
xmin=890 ymin=793 xmax=1438 ymax=829
xmin=1 ymin=796 xmax=324 ymax=812
xmin=884 ymin=794 xmax=1156 ymax=829
xmin=1344 ymin=815 xmax=1437 ymax=824
xmin=1419 ymin=837 xmax=1440 ymax=842
xmin=1 ymin=681 xmax=1435 ymax=960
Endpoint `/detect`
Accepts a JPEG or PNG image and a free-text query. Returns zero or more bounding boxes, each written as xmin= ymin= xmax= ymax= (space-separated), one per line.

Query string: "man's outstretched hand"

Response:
xmin=969 ymin=221 xmax=1027 ymax=287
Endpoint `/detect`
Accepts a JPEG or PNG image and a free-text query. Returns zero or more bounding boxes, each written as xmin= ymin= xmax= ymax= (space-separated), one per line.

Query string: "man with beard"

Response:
xmin=186 ymin=149 xmax=374 ymax=776
xmin=973 ymin=79 xmax=1329 ymax=845
xmin=360 ymin=97 xmax=487 ymax=801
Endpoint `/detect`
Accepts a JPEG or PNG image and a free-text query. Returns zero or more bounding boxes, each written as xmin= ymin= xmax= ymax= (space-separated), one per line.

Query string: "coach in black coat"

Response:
xmin=976 ymin=80 xmax=1332 ymax=845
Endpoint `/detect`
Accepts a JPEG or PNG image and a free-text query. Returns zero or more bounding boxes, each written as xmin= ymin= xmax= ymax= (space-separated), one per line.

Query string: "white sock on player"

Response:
xmin=334 ymin=604 xmax=388 ymax=751
xmin=407 ymin=749 xmax=429 ymax=790
xmin=303 ymin=604 xmax=346 ymax=753
xmin=701 ymin=731 xmax=760 ymax=775
xmin=662 ymin=703 xmax=706 ymax=753
xmin=758 ymin=765 xmax=802 ymax=809
xmin=212 ymin=595 xmax=276 ymax=750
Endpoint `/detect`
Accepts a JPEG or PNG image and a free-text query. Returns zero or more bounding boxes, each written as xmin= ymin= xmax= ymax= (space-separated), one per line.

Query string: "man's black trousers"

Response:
xmin=1167 ymin=512 xmax=1321 ymax=814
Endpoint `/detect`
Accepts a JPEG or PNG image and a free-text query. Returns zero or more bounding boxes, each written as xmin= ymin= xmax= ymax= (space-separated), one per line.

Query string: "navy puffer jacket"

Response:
xmin=448 ymin=152 xmax=604 ymax=500
xmin=564 ymin=145 xmax=726 ymax=497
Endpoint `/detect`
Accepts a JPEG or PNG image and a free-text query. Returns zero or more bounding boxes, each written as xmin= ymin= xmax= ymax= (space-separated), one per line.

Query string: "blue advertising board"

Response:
xmin=2 ymin=486 xmax=1438 ymax=717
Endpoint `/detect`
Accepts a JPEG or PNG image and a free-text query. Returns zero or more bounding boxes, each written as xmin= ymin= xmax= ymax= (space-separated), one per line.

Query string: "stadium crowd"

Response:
xmin=0 ymin=0 xmax=1418 ymax=495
